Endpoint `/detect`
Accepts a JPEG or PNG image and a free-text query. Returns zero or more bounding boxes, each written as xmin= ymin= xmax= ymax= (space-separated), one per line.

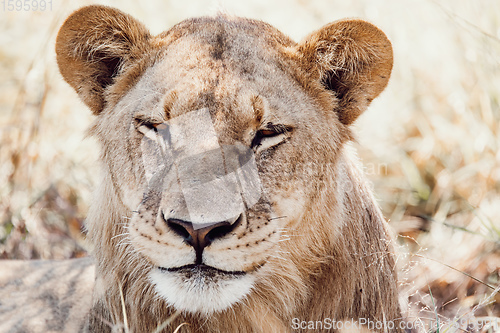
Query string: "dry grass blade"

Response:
xmin=416 ymin=254 xmax=497 ymax=291
xmin=172 ymin=322 xmax=188 ymax=333
xmin=119 ymin=281 xmax=130 ymax=333
xmin=428 ymin=286 xmax=440 ymax=333
xmin=152 ymin=311 xmax=181 ymax=333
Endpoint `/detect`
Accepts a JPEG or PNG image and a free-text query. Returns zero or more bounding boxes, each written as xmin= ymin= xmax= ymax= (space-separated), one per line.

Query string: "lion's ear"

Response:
xmin=56 ymin=5 xmax=151 ymax=114
xmin=298 ymin=19 xmax=393 ymax=125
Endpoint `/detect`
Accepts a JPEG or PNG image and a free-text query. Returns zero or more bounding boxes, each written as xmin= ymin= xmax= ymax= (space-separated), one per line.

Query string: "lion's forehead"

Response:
xmin=132 ymin=18 xmax=302 ymax=108
xmin=158 ymin=15 xmax=295 ymax=54
xmin=121 ymin=44 xmax=314 ymax=140
xmin=152 ymin=16 xmax=293 ymax=81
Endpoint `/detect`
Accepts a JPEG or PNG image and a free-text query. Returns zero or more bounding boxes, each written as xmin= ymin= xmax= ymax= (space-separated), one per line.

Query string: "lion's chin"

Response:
xmin=149 ymin=265 xmax=255 ymax=315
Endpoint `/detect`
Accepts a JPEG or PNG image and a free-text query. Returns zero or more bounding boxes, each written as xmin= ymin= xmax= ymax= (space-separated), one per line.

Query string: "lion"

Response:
xmin=0 ymin=5 xmax=402 ymax=332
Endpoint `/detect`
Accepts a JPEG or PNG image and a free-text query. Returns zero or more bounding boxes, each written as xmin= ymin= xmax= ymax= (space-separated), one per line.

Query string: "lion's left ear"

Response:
xmin=56 ymin=5 xmax=151 ymax=115
xmin=297 ymin=19 xmax=393 ymax=125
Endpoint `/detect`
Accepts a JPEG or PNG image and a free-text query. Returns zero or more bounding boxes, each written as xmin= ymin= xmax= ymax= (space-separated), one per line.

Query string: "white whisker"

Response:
xmin=111 ymin=233 xmax=130 ymax=241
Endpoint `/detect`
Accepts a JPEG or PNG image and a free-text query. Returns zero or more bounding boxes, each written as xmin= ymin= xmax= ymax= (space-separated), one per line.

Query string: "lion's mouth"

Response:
xmin=151 ymin=263 xmax=257 ymax=314
xmin=158 ymin=264 xmax=246 ymax=278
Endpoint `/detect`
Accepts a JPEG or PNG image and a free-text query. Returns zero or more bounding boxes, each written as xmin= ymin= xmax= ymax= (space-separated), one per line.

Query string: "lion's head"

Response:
xmin=56 ymin=5 xmax=399 ymax=332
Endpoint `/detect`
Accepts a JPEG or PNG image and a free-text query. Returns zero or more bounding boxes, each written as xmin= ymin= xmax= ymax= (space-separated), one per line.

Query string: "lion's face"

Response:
xmin=56 ymin=6 xmax=392 ymax=317
xmin=96 ymin=30 xmax=344 ymax=314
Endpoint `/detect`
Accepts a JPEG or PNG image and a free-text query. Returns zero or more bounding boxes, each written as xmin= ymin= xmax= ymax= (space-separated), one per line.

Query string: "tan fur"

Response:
xmin=0 ymin=258 xmax=94 ymax=332
xmin=2 ymin=5 xmax=402 ymax=333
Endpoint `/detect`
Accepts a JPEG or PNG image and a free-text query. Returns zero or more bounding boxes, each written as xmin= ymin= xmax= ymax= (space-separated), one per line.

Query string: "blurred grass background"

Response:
xmin=0 ymin=0 xmax=499 ymax=331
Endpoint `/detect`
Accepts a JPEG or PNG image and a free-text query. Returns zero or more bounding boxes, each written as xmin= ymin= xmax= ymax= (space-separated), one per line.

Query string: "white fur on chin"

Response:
xmin=149 ymin=269 xmax=255 ymax=315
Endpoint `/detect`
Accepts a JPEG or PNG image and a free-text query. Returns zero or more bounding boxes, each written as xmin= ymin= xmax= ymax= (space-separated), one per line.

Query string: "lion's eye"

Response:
xmin=251 ymin=124 xmax=291 ymax=150
xmin=135 ymin=118 xmax=166 ymax=137
xmin=259 ymin=129 xmax=278 ymax=137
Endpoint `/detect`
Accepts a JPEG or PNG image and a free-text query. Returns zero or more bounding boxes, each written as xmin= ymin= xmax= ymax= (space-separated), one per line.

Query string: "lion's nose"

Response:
xmin=166 ymin=216 xmax=241 ymax=263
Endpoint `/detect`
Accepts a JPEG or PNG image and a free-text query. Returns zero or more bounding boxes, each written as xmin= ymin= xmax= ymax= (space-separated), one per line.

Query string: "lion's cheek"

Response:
xmin=120 ymin=186 xmax=144 ymax=211
xmin=268 ymin=190 xmax=307 ymax=227
xmin=203 ymin=234 xmax=279 ymax=272
xmin=104 ymin=157 xmax=145 ymax=211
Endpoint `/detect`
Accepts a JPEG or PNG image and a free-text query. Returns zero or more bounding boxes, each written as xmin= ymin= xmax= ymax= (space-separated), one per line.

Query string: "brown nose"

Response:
xmin=166 ymin=216 xmax=241 ymax=264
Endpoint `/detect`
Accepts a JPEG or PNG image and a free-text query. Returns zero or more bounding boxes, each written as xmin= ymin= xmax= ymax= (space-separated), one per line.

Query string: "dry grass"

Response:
xmin=1 ymin=0 xmax=498 ymax=331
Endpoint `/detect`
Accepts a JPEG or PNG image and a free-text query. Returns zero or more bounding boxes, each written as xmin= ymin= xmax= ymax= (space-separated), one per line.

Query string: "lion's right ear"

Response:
xmin=56 ymin=5 xmax=151 ymax=114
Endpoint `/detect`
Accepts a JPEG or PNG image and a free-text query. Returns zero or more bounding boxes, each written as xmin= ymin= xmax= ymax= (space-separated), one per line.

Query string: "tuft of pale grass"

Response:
xmin=1 ymin=0 xmax=498 ymax=331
